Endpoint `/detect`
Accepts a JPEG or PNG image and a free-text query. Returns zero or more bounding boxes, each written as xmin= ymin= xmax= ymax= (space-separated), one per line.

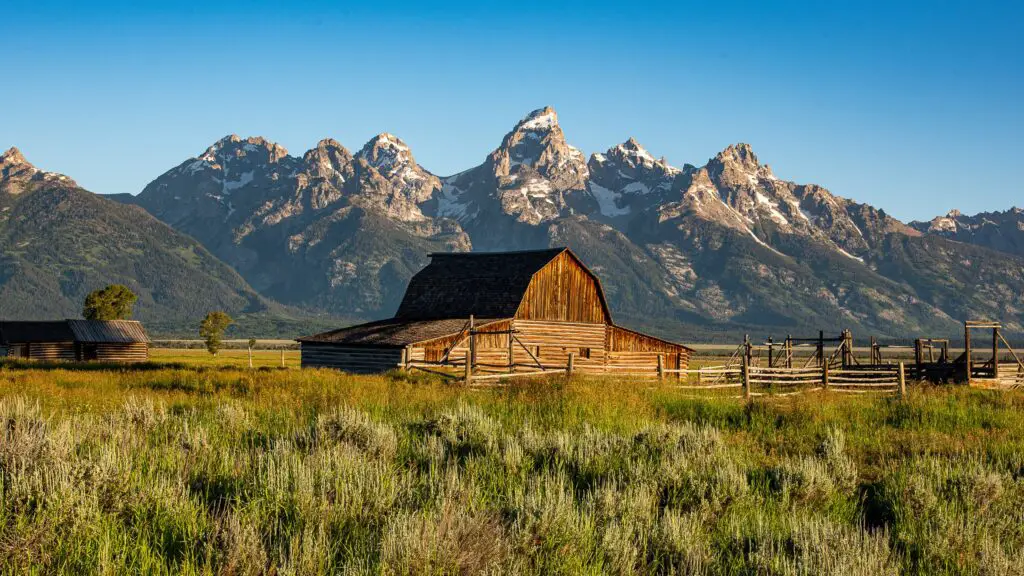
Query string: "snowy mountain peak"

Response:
xmin=515 ymin=106 xmax=559 ymax=132
xmin=356 ymin=133 xmax=423 ymax=179
xmin=0 ymin=147 xmax=76 ymax=193
xmin=716 ymin=143 xmax=760 ymax=170
xmin=1 ymin=147 xmax=31 ymax=169
xmin=199 ymin=135 xmax=290 ymax=165
xmin=606 ymin=138 xmax=680 ymax=174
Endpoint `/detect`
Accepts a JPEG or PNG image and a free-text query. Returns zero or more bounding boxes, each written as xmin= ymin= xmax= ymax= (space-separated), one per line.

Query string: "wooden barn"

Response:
xmin=299 ymin=248 xmax=692 ymax=375
xmin=0 ymin=320 xmax=150 ymax=362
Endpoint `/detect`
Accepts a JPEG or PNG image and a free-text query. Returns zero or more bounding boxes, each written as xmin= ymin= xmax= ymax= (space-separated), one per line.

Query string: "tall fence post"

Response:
xmin=965 ymin=323 xmax=972 ymax=385
xmin=465 ymin=315 xmax=475 ymax=385
xmin=898 ymin=362 xmax=907 ymax=398
xmin=822 ymin=361 xmax=829 ymax=390
xmin=567 ymin=352 xmax=575 ymax=378
xmin=993 ymin=327 xmax=1000 ymax=380
xmin=657 ymin=354 xmax=664 ymax=381
xmin=786 ymin=335 xmax=793 ymax=368
xmin=767 ymin=337 xmax=774 ymax=368
xmin=507 ymin=328 xmax=515 ymax=374
xmin=742 ymin=351 xmax=751 ymax=399
xmin=280 ymin=348 xmax=285 ymax=368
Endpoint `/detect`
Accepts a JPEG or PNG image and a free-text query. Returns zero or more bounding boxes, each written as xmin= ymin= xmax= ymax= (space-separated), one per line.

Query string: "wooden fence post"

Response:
xmin=818 ymin=330 xmax=825 ymax=368
xmin=280 ymin=349 xmax=285 ymax=368
xmin=567 ymin=352 xmax=575 ymax=378
xmin=742 ymin=351 xmax=751 ymax=399
xmin=401 ymin=348 xmax=409 ymax=372
xmin=965 ymin=323 xmax=972 ymax=385
xmin=657 ymin=354 xmax=664 ymax=381
xmin=786 ymin=335 xmax=793 ymax=369
xmin=822 ymin=361 xmax=829 ymax=390
xmin=507 ymin=328 xmax=515 ymax=374
xmin=898 ymin=362 xmax=907 ymax=398
xmin=767 ymin=337 xmax=774 ymax=368
xmin=465 ymin=315 xmax=475 ymax=385
xmin=993 ymin=327 xmax=1000 ymax=380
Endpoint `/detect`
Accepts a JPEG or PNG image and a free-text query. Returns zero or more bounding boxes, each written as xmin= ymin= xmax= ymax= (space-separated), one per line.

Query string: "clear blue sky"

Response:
xmin=2 ymin=0 xmax=1021 ymax=221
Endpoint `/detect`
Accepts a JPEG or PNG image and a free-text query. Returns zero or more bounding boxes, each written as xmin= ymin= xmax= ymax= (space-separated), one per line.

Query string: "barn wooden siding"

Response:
xmin=516 ymin=252 xmax=610 ymax=324
xmin=28 ymin=342 xmax=76 ymax=361
xmin=406 ymin=319 xmax=689 ymax=375
xmin=301 ymin=343 xmax=403 ymax=373
xmin=82 ymin=343 xmax=149 ymax=363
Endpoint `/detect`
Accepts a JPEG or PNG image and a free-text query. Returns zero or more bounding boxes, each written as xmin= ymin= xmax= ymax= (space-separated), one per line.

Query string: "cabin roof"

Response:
xmin=297 ymin=317 xmax=504 ymax=348
xmin=0 ymin=320 xmax=149 ymax=344
xmin=0 ymin=321 xmax=75 ymax=343
xmin=68 ymin=320 xmax=150 ymax=343
xmin=396 ymin=247 xmax=611 ymax=321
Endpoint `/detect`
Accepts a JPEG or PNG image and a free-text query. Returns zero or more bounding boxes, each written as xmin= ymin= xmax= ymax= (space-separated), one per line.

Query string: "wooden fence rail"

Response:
xmin=408 ymin=351 xmax=908 ymax=397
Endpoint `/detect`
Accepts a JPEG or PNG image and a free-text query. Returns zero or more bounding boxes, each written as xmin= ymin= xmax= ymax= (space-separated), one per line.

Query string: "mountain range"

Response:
xmin=2 ymin=107 xmax=1022 ymax=339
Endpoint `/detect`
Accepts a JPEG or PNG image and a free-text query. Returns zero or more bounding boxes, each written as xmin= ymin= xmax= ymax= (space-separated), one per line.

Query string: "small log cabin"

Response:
xmin=299 ymin=248 xmax=692 ymax=374
xmin=0 ymin=320 xmax=150 ymax=362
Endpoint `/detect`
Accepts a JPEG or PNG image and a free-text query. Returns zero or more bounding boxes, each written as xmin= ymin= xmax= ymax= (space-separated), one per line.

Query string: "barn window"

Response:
xmin=579 ymin=347 xmax=591 ymax=359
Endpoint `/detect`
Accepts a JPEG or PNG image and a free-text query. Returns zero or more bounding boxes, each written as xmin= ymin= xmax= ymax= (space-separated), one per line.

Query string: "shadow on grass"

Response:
xmin=0 ymin=359 xmax=290 ymax=373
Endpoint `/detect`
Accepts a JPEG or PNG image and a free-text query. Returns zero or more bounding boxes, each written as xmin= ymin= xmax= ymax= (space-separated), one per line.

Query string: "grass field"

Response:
xmin=148 ymin=348 xmax=301 ymax=369
xmin=1 ymin=361 xmax=1022 ymax=575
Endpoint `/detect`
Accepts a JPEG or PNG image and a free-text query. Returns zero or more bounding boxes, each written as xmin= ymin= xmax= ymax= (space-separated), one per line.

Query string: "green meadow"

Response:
xmin=1 ymin=363 xmax=1022 ymax=575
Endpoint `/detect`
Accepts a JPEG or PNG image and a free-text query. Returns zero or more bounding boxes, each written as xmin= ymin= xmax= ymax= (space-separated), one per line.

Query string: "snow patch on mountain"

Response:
xmin=589 ymin=183 xmax=631 ymax=217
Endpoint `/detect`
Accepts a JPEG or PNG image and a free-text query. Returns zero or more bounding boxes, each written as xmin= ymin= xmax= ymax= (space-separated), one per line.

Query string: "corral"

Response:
xmin=298 ymin=248 xmax=693 ymax=378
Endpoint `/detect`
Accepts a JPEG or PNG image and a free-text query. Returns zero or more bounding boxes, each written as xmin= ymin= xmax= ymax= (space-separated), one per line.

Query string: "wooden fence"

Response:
xmin=662 ymin=362 xmax=906 ymax=398
xmin=406 ymin=349 xmax=908 ymax=397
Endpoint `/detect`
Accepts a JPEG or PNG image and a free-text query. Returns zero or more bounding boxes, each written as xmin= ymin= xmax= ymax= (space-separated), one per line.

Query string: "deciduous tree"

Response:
xmin=199 ymin=312 xmax=233 ymax=356
xmin=82 ymin=285 xmax=138 ymax=320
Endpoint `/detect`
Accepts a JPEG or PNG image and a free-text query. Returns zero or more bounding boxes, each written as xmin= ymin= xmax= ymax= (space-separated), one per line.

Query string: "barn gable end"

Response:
xmin=516 ymin=250 xmax=611 ymax=324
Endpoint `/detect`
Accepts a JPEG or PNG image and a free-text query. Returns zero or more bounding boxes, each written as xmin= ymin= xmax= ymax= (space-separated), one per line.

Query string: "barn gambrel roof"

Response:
xmin=395 ymin=247 xmax=612 ymax=321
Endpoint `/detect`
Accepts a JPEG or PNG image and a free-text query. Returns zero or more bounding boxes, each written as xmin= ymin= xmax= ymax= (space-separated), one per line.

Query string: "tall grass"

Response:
xmin=1 ymin=365 xmax=1023 ymax=574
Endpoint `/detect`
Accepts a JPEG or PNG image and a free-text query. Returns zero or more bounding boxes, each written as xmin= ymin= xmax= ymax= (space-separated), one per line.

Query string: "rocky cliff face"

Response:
xmin=118 ymin=107 xmax=1024 ymax=337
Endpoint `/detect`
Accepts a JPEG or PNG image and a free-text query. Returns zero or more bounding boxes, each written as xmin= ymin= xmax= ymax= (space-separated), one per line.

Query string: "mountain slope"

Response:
xmin=120 ymin=107 xmax=1024 ymax=339
xmin=0 ymin=147 xmax=272 ymax=331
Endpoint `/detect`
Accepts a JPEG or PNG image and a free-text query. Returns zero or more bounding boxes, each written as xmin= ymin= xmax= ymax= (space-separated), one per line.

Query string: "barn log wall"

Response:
xmin=88 ymin=343 xmax=150 ymax=363
xmin=27 ymin=342 xmax=75 ymax=361
xmin=301 ymin=343 xmax=403 ymax=373
xmin=404 ymin=320 xmax=691 ymax=375
xmin=516 ymin=252 xmax=609 ymax=324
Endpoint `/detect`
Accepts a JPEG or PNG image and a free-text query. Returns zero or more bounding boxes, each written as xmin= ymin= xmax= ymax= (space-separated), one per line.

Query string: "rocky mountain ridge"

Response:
xmin=10 ymin=105 xmax=1024 ymax=339
xmin=910 ymin=208 xmax=1024 ymax=258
